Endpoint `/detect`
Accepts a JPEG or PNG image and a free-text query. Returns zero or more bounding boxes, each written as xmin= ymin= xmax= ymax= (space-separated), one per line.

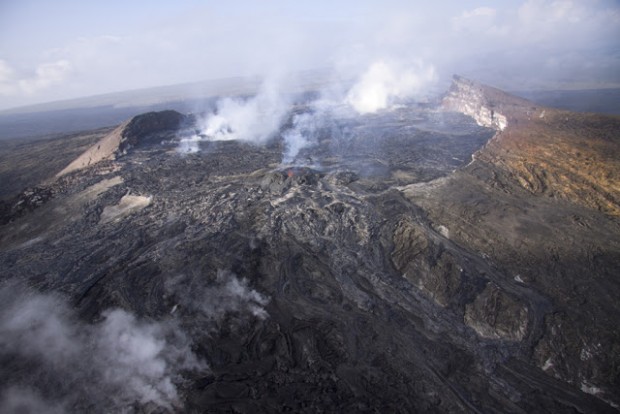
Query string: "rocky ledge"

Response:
xmin=443 ymin=75 xmax=620 ymax=216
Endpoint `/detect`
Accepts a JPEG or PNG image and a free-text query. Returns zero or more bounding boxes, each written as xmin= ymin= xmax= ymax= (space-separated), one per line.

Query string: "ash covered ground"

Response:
xmin=0 ymin=78 xmax=619 ymax=413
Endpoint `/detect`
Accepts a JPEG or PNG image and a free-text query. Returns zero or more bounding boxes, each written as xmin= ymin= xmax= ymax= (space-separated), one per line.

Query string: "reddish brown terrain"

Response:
xmin=444 ymin=75 xmax=620 ymax=215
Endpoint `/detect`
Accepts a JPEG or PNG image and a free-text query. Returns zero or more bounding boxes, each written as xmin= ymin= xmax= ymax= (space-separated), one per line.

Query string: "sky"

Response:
xmin=0 ymin=0 xmax=619 ymax=110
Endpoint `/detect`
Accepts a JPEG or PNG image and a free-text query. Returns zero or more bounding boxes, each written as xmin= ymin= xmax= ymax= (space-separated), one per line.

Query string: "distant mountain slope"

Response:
xmin=513 ymin=88 xmax=620 ymax=116
xmin=0 ymin=71 xmax=331 ymax=140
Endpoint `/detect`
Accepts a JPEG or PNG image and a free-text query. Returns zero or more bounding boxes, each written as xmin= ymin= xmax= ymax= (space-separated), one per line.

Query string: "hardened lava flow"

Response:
xmin=0 ymin=76 xmax=619 ymax=413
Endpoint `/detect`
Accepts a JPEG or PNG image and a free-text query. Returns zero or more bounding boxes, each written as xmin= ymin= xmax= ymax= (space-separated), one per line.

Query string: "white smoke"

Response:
xmin=178 ymin=61 xmax=438 ymax=162
xmin=0 ymin=288 xmax=207 ymax=413
xmin=282 ymin=112 xmax=320 ymax=164
xmin=276 ymin=60 xmax=438 ymax=165
xmin=280 ymin=86 xmax=366 ymax=166
xmin=177 ymin=133 xmax=201 ymax=154
xmin=165 ymin=270 xmax=270 ymax=321
xmin=0 ymin=272 xmax=271 ymax=412
xmin=345 ymin=60 xmax=437 ymax=114
xmin=177 ymin=79 xmax=289 ymax=153
xmin=94 ymin=309 xmax=202 ymax=407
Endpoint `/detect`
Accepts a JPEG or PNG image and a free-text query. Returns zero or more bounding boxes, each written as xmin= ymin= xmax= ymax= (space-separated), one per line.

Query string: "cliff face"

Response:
xmin=442 ymin=75 xmax=526 ymax=131
xmin=443 ymin=75 xmax=620 ymax=216
xmin=402 ymin=76 xmax=620 ymax=408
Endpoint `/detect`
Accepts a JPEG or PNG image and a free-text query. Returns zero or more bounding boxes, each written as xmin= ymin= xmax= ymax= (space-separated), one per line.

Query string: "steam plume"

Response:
xmin=282 ymin=112 xmax=320 ymax=164
xmin=0 ymin=287 xmax=206 ymax=412
xmin=0 ymin=271 xmax=270 ymax=412
xmin=165 ymin=269 xmax=270 ymax=322
xmin=345 ymin=60 xmax=437 ymax=114
xmin=178 ymin=60 xmax=438 ymax=164
xmin=178 ymin=79 xmax=289 ymax=153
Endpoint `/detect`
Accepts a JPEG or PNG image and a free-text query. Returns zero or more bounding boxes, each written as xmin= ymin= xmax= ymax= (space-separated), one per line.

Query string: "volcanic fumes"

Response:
xmin=1 ymin=75 xmax=619 ymax=413
xmin=178 ymin=60 xmax=439 ymax=167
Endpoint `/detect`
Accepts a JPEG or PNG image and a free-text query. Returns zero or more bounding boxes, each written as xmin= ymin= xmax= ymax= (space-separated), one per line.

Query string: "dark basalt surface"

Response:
xmin=1 ymin=83 xmax=619 ymax=413
xmin=119 ymin=110 xmax=188 ymax=151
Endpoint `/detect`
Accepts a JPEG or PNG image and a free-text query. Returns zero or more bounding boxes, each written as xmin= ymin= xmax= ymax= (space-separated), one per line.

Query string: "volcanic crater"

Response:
xmin=0 ymin=76 xmax=619 ymax=413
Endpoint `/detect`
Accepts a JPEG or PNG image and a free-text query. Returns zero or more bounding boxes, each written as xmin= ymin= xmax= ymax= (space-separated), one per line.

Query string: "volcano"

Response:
xmin=0 ymin=76 xmax=619 ymax=413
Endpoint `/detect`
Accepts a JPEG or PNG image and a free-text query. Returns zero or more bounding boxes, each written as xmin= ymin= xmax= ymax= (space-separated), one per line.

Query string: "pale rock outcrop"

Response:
xmin=57 ymin=110 xmax=186 ymax=177
xmin=442 ymin=75 xmax=531 ymax=131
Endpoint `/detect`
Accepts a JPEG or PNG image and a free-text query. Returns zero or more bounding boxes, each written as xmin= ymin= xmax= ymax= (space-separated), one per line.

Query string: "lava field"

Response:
xmin=1 ymin=77 xmax=619 ymax=413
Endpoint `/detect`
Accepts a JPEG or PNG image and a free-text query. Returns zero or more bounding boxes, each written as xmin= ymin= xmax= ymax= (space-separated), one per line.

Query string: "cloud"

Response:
xmin=438 ymin=0 xmax=620 ymax=88
xmin=518 ymin=0 xmax=583 ymax=25
xmin=0 ymin=60 xmax=16 ymax=95
xmin=464 ymin=7 xmax=497 ymax=18
xmin=452 ymin=6 xmax=498 ymax=32
xmin=1 ymin=1 xmax=620 ymax=110
xmin=0 ymin=59 xmax=72 ymax=97
xmin=18 ymin=60 xmax=73 ymax=95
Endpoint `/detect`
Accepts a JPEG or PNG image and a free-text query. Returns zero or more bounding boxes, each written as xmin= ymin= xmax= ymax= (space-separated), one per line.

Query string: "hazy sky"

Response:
xmin=0 ymin=0 xmax=619 ymax=110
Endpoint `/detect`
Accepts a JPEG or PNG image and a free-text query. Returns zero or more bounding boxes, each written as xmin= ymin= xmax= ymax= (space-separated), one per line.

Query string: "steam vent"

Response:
xmin=1 ymin=76 xmax=620 ymax=413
